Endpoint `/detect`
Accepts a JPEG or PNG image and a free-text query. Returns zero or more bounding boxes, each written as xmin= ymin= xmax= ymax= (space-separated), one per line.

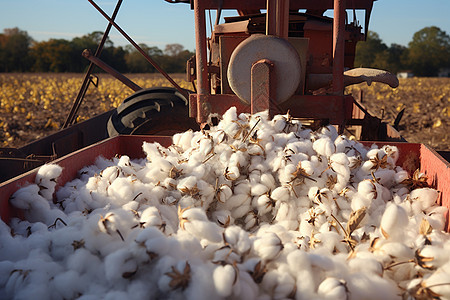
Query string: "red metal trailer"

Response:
xmin=0 ymin=0 xmax=449 ymax=229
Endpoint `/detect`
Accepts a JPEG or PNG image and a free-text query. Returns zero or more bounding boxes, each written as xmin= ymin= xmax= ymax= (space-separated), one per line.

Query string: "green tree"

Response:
xmin=160 ymin=43 xmax=193 ymax=73
xmin=30 ymin=39 xmax=73 ymax=72
xmin=0 ymin=27 xmax=33 ymax=72
xmin=407 ymin=26 xmax=450 ymax=77
xmin=124 ymin=44 xmax=163 ymax=73
xmin=354 ymin=31 xmax=387 ymax=69
xmin=372 ymin=43 xmax=408 ymax=74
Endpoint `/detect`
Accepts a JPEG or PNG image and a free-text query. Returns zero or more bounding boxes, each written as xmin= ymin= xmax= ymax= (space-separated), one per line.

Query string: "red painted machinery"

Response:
xmin=0 ymin=0 xmax=449 ymax=229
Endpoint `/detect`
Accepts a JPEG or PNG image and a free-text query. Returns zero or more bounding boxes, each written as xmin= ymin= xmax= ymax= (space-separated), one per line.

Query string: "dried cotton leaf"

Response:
xmin=346 ymin=207 xmax=366 ymax=235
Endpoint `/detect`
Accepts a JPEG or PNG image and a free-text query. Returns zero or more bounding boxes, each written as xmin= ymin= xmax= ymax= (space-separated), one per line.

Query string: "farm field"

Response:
xmin=0 ymin=73 xmax=449 ymax=151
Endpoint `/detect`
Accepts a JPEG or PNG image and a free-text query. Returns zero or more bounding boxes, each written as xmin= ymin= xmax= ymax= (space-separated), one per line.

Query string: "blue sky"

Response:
xmin=1 ymin=0 xmax=449 ymax=51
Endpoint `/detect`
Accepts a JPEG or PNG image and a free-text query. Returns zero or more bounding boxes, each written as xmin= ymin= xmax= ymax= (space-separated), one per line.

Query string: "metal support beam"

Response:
xmin=82 ymin=49 xmax=141 ymax=92
xmin=332 ymin=0 xmax=345 ymax=95
xmin=251 ymin=59 xmax=276 ymax=116
xmin=194 ymin=0 xmax=210 ymax=124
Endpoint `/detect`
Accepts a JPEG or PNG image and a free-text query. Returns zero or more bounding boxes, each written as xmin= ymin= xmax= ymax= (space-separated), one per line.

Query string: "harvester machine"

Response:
xmin=0 ymin=0 xmax=449 ymax=227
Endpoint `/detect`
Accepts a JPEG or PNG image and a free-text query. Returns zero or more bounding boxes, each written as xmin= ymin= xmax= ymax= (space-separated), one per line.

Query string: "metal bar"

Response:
xmin=251 ymin=59 xmax=273 ymax=114
xmin=332 ymin=0 xmax=345 ymax=94
xmin=62 ymin=0 xmax=123 ymax=128
xmin=82 ymin=49 xmax=142 ymax=92
xmin=88 ymin=0 xmax=189 ymax=100
xmin=194 ymin=0 xmax=210 ymax=124
xmin=276 ymin=0 xmax=289 ymax=39
xmin=266 ymin=0 xmax=277 ymax=35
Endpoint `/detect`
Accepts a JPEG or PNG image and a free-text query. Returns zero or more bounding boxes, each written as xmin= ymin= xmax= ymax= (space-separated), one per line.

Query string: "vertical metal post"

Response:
xmin=194 ymin=0 xmax=209 ymax=124
xmin=266 ymin=0 xmax=289 ymax=39
xmin=333 ymin=0 xmax=345 ymax=95
xmin=266 ymin=0 xmax=277 ymax=35
xmin=276 ymin=0 xmax=289 ymax=39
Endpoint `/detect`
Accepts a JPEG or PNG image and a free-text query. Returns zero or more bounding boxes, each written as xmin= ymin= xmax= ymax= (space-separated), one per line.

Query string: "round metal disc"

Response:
xmin=227 ymin=34 xmax=301 ymax=104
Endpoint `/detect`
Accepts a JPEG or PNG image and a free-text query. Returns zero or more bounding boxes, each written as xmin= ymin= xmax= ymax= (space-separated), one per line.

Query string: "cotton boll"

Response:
xmin=107 ymin=177 xmax=135 ymax=207
xmin=10 ymin=184 xmax=43 ymax=210
xmin=273 ymin=271 xmax=297 ymax=299
xmin=271 ymin=186 xmax=291 ymax=202
xmin=260 ymin=173 xmax=276 ymax=191
xmin=379 ymin=242 xmax=414 ymax=261
xmin=134 ymin=226 xmax=169 ymax=257
xmin=417 ymin=246 xmax=450 ymax=269
xmin=213 ymin=264 xmax=238 ymax=297
xmin=424 ymin=270 xmax=450 ymax=299
xmin=394 ymin=169 xmax=409 ymax=184
xmin=346 ymin=271 xmax=400 ymax=300
xmin=104 ymin=248 xmax=138 ymax=282
xmin=381 ymin=145 xmax=399 ymax=165
xmin=410 ymin=188 xmax=439 ymax=210
xmin=425 ymin=206 xmax=448 ymax=232
xmin=320 ymin=125 xmax=339 ymax=141
xmin=348 ymin=257 xmax=383 ymax=277
xmin=67 ymin=248 xmax=104 ymax=277
xmin=35 ymin=163 xmax=63 ymax=200
xmin=180 ymin=207 xmax=223 ymax=243
xmin=226 ymin=193 xmax=249 ymax=210
xmin=97 ymin=210 xmax=136 ymax=241
xmin=140 ymin=206 xmax=164 ymax=228
xmin=51 ymin=270 xmax=85 ymax=300
xmin=380 ymin=203 xmax=409 ymax=240
xmin=224 ymin=225 xmax=251 ymax=254
xmin=101 ymin=165 xmax=121 ymax=183
xmin=251 ymin=183 xmax=269 ymax=197
xmin=313 ymin=136 xmax=336 ymax=158
xmin=212 ymin=210 xmax=234 ymax=227
xmin=253 ymin=232 xmax=283 ymax=261
xmin=183 ymin=219 xmax=223 ymax=243
xmin=256 ymin=194 xmax=275 ymax=216
xmin=215 ymin=184 xmax=231 ymax=203
xmin=317 ymin=277 xmax=349 ymax=300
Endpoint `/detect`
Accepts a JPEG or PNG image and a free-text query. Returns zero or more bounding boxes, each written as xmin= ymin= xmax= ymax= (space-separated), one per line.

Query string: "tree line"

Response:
xmin=0 ymin=28 xmax=194 ymax=73
xmin=1 ymin=26 xmax=449 ymax=76
xmin=354 ymin=26 xmax=450 ymax=77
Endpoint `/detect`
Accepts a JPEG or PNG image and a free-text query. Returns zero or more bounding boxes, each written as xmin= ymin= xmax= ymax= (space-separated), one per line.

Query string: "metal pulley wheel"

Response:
xmin=227 ymin=34 xmax=302 ymax=104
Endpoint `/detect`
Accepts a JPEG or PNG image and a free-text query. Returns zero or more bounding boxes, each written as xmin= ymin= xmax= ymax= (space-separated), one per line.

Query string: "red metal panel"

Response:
xmin=279 ymin=95 xmax=354 ymax=124
xmin=0 ymin=135 xmax=172 ymax=224
xmin=362 ymin=142 xmax=450 ymax=232
xmin=189 ymin=94 xmax=251 ymax=118
xmin=420 ymin=144 xmax=450 ymax=232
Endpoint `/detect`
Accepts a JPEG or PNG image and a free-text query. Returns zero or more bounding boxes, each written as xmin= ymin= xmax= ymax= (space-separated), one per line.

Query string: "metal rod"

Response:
xmin=194 ymin=0 xmax=209 ymax=124
xmin=62 ymin=0 xmax=123 ymax=128
xmin=276 ymin=0 xmax=289 ymax=39
xmin=82 ymin=49 xmax=142 ymax=92
xmin=332 ymin=0 xmax=345 ymax=95
xmin=266 ymin=0 xmax=276 ymax=35
xmin=88 ymin=0 xmax=189 ymax=100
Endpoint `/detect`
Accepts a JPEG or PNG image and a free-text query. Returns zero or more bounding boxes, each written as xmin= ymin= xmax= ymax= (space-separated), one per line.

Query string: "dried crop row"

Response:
xmin=348 ymin=78 xmax=450 ymax=151
xmin=0 ymin=73 xmax=190 ymax=147
xmin=1 ymin=74 xmax=449 ymax=151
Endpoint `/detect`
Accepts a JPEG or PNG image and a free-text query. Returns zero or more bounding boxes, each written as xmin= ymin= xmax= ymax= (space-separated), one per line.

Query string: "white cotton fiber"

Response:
xmin=2 ymin=107 xmax=449 ymax=299
xmin=35 ymin=163 xmax=63 ymax=200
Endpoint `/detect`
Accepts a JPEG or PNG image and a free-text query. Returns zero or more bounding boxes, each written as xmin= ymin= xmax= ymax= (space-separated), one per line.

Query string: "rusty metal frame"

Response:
xmin=191 ymin=0 xmax=367 ymax=126
xmin=87 ymin=0 xmax=189 ymax=100
xmin=62 ymin=0 xmax=123 ymax=128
